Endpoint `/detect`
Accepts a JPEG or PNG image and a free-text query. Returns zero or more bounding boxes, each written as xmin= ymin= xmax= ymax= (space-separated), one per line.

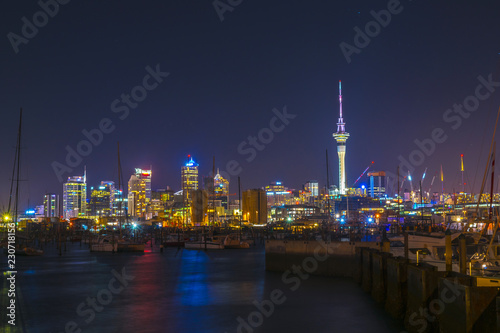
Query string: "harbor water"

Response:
xmin=1 ymin=243 xmax=404 ymax=333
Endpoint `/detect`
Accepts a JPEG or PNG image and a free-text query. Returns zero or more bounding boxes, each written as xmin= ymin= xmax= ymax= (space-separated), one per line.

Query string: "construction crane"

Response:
xmin=400 ymin=175 xmax=407 ymax=190
xmin=408 ymin=171 xmax=415 ymax=200
xmin=427 ymin=173 xmax=437 ymax=200
xmin=421 ymin=167 xmax=428 ymax=184
xmin=352 ymin=161 xmax=375 ymax=187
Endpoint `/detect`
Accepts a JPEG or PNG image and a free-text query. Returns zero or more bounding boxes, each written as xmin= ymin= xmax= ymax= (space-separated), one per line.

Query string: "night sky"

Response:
xmin=2 ymin=0 xmax=500 ymax=211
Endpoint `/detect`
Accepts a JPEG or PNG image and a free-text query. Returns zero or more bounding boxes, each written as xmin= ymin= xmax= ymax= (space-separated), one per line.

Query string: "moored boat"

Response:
xmin=185 ymin=237 xmax=224 ymax=250
xmin=91 ymin=236 xmax=117 ymax=252
xmin=223 ymin=234 xmax=250 ymax=249
xmin=117 ymin=241 xmax=145 ymax=252
xmin=163 ymin=234 xmax=187 ymax=247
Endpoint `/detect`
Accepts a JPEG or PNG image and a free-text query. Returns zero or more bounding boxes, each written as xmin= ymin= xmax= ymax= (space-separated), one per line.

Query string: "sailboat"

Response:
xmin=4 ymin=109 xmax=44 ymax=256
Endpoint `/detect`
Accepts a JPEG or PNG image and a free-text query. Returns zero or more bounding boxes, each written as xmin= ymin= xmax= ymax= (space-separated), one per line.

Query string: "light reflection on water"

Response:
xmin=0 ymin=244 xmax=403 ymax=333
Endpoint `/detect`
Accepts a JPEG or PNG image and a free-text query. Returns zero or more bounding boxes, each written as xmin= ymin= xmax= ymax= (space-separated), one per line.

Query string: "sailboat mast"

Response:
xmin=326 ymin=149 xmax=330 ymax=221
xmin=13 ymin=108 xmax=23 ymax=227
xmin=489 ymin=142 xmax=496 ymax=220
xmin=475 ymin=107 xmax=500 ymax=218
xmin=238 ymin=176 xmax=241 ymax=239
xmin=212 ymin=156 xmax=216 ymax=227
xmin=117 ymin=142 xmax=123 ymax=236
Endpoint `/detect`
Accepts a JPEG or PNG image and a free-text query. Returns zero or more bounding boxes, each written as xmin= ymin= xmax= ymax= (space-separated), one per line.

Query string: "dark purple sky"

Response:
xmin=2 ymin=0 xmax=500 ymax=211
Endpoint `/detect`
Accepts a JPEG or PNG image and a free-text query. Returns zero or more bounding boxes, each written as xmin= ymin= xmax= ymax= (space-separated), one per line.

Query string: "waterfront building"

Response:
xmin=270 ymin=204 xmax=319 ymax=222
xmin=191 ymin=189 xmax=208 ymax=225
xmin=242 ymin=189 xmax=267 ymax=224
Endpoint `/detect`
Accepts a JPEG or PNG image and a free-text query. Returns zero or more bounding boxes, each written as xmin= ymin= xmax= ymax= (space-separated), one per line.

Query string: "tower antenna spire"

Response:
xmin=339 ymin=80 xmax=343 ymax=119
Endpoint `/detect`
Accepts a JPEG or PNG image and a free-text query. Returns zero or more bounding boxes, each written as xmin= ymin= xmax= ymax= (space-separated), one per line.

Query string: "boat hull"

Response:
xmin=91 ymin=243 xmax=118 ymax=252
xmin=163 ymin=241 xmax=185 ymax=247
xmin=117 ymin=244 xmax=145 ymax=252
xmin=184 ymin=242 xmax=224 ymax=250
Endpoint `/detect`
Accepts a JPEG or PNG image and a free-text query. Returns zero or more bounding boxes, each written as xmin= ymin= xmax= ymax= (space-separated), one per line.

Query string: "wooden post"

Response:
xmin=459 ymin=233 xmax=467 ymax=274
xmin=404 ymin=232 xmax=409 ymax=259
xmin=445 ymin=228 xmax=452 ymax=272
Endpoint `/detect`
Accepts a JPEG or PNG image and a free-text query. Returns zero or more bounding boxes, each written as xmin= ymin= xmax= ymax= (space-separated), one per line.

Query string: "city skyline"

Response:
xmin=4 ymin=3 xmax=500 ymax=333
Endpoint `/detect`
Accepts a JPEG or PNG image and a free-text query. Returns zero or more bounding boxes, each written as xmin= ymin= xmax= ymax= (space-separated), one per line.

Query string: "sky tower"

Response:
xmin=333 ymin=80 xmax=350 ymax=194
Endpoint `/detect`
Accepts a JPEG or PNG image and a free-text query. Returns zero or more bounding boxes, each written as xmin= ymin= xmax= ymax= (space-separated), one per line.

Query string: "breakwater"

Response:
xmin=265 ymin=240 xmax=500 ymax=332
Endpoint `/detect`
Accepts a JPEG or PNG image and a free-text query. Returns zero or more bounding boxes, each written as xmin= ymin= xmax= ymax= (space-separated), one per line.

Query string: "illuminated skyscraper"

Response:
xmin=63 ymin=173 xmax=87 ymax=220
xmin=89 ymin=181 xmax=115 ymax=216
xmin=128 ymin=174 xmax=146 ymax=218
xmin=113 ymin=188 xmax=127 ymax=217
xmin=135 ymin=168 xmax=152 ymax=202
xmin=181 ymin=155 xmax=199 ymax=205
xmin=128 ymin=169 xmax=151 ymax=218
xmin=333 ymin=80 xmax=350 ymax=194
xmin=43 ymin=193 xmax=59 ymax=218
xmin=213 ymin=169 xmax=229 ymax=209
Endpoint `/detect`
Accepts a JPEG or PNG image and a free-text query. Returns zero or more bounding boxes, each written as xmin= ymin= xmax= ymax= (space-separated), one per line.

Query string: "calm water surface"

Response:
xmin=1 ymin=243 xmax=404 ymax=333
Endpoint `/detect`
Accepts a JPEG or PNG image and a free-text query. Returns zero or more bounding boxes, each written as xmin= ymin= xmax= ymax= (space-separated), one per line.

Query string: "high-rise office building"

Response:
xmin=214 ymin=169 xmax=229 ymax=209
xmin=242 ymin=189 xmax=267 ymax=224
xmin=43 ymin=193 xmax=59 ymax=217
xmin=101 ymin=181 xmax=116 ymax=207
xmin=63 ymin=174 xmax=87 ymax=220
xmin=128 ymin=174 xmax=146 ymax=218
xmin=89 ymin=181 xmax=115 ymax=216
xmin=367 ymin=171 xmax=386 ymax=198
xmin=181 ymin=156 xmax=199 ymax=206
xmin=214 ymin=169 xmax=229 ymax=197
xmin=112 ymin=188 xmax=127 ymax=217
xmin=134 ymin=168 xmax=152 ymax=202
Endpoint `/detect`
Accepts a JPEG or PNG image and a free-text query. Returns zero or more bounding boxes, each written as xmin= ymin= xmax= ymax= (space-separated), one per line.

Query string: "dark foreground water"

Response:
xmin=1 ymin=243 xmax=404 ymax=333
